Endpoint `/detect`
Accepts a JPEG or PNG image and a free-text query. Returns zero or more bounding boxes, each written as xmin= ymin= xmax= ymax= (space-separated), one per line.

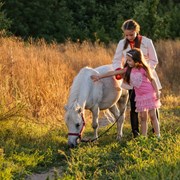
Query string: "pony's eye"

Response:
xmin=76 ymin=123 xmax=80 ymax=128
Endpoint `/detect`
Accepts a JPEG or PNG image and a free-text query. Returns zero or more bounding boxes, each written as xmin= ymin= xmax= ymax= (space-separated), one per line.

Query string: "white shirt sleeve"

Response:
xmin=147 ymin=39 xmax=158 ymax=69
xmin=112 ymin=40 xmax=124 ymax=70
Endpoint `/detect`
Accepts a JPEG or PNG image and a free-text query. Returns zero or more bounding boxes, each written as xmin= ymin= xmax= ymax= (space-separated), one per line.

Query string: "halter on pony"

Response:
xmin=67 ymin=113 xmax=86 ymax=140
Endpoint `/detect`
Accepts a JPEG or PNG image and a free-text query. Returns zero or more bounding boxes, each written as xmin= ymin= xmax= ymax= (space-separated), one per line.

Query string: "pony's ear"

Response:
xmin=73 ymin=100 xmax=83 ymax=113
xmin=64 ymin=105 xmax=69 ymax=111
xmin=77 ymin=107 xmax=82 ymax=114
xmin=75 ymin=105 xmax=82 ymax=114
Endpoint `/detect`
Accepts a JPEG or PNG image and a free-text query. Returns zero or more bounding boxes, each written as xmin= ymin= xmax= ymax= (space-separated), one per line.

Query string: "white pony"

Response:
xmin=64 ymin=65 xmax=129 ymax=148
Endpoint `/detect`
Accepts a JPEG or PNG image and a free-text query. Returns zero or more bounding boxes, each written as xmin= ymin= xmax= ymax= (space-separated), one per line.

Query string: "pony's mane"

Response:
xmin=67 ymin=67 xmax=94 ymax=106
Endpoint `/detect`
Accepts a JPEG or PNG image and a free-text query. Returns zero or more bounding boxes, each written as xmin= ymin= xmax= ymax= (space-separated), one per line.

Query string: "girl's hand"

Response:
xmin=91 ymin=75 xmax=100 ymax=82
xmin=156 ymin=91 xmax=161 ymax=99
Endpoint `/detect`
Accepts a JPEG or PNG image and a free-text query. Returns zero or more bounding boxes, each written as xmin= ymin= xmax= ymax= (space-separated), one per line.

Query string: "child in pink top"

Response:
xmin=91 ymin=48 xmax=161 ymax=138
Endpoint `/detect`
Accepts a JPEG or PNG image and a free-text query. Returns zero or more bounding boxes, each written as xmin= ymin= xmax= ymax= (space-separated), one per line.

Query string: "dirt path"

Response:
xmin=26 ymin=167 xmax=63 ymax=180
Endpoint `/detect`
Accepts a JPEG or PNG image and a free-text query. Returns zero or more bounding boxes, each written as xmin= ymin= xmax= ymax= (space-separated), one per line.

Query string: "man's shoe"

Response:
xmin=133 ymin=130 xmax=140 ymax=138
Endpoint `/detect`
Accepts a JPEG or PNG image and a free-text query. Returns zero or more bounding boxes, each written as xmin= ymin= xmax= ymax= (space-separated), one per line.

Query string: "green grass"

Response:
xmin=0 ymin=106 xmax=180 ymax=180
xmin=61 ymin=135 xmax=180 ymax=180
xmin=0 ymin=120 xmax=68 ymax=179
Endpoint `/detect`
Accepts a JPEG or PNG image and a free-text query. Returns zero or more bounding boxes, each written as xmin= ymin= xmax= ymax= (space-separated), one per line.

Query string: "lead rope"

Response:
xmin=81 ymin=90 xmax=132 ymax=143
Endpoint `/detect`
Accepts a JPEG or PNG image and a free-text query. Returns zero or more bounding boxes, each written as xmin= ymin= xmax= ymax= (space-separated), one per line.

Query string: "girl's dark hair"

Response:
xmin=123 ymin=63 xmax=132 ymax=84
xmin=124 ymin=48 xmax=153 ymax=84
xmin=121 ymin=19 xmax=141 ymax=50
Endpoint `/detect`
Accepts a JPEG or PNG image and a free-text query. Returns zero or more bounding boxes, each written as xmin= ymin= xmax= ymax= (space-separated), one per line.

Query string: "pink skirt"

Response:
xmin=135 ymin=92 xmax=161 ymax=112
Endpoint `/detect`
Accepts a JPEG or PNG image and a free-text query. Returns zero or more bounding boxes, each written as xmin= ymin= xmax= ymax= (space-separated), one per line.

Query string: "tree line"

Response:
xmin=0 ymin=0 xmax=179 ymax=43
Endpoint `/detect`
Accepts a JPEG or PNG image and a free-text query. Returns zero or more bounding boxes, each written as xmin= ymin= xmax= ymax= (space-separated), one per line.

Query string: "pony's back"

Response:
xmin=67 ymin=65 xmax=121 ymax=110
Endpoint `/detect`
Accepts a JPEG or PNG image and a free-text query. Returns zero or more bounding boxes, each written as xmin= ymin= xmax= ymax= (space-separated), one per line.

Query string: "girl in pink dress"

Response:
xmin=91 ymin=48 xmax=161 ymax=138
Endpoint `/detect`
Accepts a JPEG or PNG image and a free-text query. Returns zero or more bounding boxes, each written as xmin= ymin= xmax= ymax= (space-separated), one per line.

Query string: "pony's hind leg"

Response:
xmin=91 ymin=105 xmax=100 ymax=139
xmin=109 ymin=104 xmax=123 ymax=140
xmin=117 ymin=89 xmax=129 ymax=114
xmin=116 ymin=89 xmax=129 ymax=140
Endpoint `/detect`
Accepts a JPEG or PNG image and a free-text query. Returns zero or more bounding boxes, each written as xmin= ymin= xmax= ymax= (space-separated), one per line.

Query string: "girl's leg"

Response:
xmin=139 ymin=111 xmax=148 ymax=136
xmin=129 ymin=89 xmax=139 ymax=137
xmin=156 ymin=108 xmax=160 ymax=121
xmin=152 ymin=108 xmax=160 ymax=133
xmin=149 ymin=109 xmax=160 ymax=137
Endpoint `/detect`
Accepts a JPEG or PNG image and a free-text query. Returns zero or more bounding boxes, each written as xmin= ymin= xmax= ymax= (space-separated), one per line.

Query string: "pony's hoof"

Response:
xmin=116 ymin=135 xmax=122 ymax=141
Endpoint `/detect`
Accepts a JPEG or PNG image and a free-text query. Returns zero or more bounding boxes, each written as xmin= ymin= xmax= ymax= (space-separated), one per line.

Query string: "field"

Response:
xmin=0 ymin=37 xmax=179 ymax=179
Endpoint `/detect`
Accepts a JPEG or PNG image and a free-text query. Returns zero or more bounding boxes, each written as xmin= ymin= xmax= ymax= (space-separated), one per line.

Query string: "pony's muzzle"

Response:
xmin=67 ymin=136 xmax=80 ymax=148
xmin=68 ymin=142 xmax=77 ymax=148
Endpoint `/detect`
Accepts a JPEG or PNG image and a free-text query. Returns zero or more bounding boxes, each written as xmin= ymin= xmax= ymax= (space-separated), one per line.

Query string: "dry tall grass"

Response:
xmin=155 ymin=39 xmax=180 ymax=94
xmin=0 ymin=37 xmax=179 ymax=125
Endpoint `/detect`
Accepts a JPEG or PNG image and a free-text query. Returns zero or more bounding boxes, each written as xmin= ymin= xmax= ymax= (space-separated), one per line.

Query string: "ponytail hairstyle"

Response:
xmin=121 ymin=19 xmax=141 ymax=50
xmin=124 ymin=48 xmax=153 ymax=84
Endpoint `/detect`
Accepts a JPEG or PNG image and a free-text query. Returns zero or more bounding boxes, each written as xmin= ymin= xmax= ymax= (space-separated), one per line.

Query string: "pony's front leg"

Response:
xmin=91 ymin=105 xmax=100 ymax=139
xmin=116 ymin=114 xmax=125 ymax=140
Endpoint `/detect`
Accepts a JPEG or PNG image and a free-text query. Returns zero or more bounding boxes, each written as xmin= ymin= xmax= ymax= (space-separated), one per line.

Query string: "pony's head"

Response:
xmin=64 ymin=101 xmax=85 ymax=148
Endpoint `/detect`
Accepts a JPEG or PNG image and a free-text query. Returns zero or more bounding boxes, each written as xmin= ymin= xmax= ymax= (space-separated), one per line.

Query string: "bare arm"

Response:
xmin=146 ymin=73 xmax=160 ymax=99
xmin=91 ymin=69 xmax=126 ymax=82
xmin=151 ymin=79 xmax=160 ymax=99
